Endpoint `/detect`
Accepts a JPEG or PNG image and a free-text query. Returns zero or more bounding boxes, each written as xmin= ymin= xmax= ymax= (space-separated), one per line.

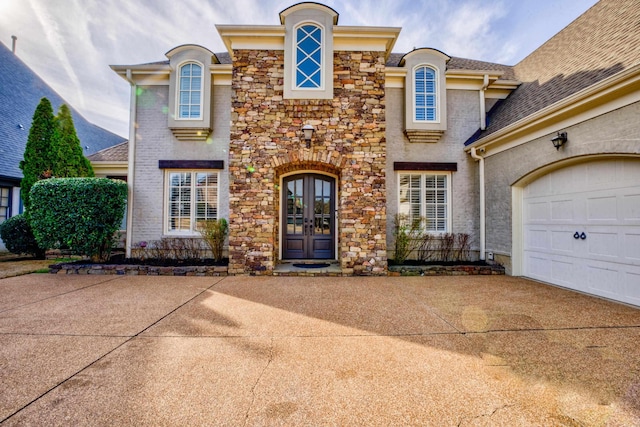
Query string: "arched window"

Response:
xmin=414 ymin=66 xmax=437 ymax=122
xmin=178 ymin=63 xmax=202 ymax=119
xmin=295 ymin=24 xmax=322 ymax=89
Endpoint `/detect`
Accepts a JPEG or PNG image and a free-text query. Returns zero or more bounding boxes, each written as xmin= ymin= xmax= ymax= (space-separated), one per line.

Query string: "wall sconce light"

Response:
xmin=551 ymin=132 xmax=567 ymax=150
xmin=302 ymin=124 xmax=315 ymax=148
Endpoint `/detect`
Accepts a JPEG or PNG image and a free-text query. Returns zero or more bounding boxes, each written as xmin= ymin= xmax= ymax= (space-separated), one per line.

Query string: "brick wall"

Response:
xmin=228 ymin=50 xmax=387 ymax=275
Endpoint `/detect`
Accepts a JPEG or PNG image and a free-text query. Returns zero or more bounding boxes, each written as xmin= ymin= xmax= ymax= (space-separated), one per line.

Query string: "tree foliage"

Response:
xmin=19 ymin=98 xmax=57 ymax=210
xmin=19 ymin=99 xmax=95 ymax=211
xmin=53 ymin=104 xmax=94 ymax=178
xmin=0 ymin=214 xmax=46 ymax=259
xmin=29 ymin=178 xmax=127 ymax=262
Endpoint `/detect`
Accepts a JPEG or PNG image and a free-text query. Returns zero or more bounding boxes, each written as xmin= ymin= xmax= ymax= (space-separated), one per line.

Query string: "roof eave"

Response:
xmin=465 ymin=63 xmax=640 ymax=152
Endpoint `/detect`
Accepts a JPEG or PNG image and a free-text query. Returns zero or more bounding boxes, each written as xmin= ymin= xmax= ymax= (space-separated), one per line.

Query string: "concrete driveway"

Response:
xmin=1 ymin=274 xmax=639 ymax=426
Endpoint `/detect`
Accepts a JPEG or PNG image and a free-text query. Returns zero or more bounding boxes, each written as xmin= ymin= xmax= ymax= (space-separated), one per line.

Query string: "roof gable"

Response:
xmin=0 ymin=42 xmax=126 ymax=181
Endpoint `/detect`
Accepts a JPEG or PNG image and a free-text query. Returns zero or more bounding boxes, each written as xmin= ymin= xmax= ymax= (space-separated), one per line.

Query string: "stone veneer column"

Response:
xmin=228 ymin=50 xmax=387 ymax=275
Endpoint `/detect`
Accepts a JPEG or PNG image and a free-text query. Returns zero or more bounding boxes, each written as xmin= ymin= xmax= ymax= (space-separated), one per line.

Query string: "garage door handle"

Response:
xmin=574 ymin=232 xmax=580 ymax=239
xmin=580 ymin=232 xmax=587 ymax=240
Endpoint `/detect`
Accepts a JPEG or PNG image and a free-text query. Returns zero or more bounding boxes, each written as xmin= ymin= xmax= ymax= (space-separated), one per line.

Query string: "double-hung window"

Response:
xmin=0 ymin=187 xmax=10 ymax=223
xmin=295 ymin=24 xmax=322 ymax=89
xmin=414 ymin=66 xmax=437 ymax=122
xmin=178 ymin=63 xmax=202 ymax=119
xmin=166 ymin=171 xmax=218 ymax=234
xmin=398 ymin=172 xmax=450 ymax=232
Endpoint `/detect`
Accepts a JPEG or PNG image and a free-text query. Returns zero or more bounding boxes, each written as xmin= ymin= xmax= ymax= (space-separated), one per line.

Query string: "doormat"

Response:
xmin=293 ymin=263 xmax=330 ymax=269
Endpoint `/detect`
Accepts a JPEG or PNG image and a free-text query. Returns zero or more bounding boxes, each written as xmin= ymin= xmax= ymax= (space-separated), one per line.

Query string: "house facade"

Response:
xmin=112 ymin=1 xmax=640 ymax=305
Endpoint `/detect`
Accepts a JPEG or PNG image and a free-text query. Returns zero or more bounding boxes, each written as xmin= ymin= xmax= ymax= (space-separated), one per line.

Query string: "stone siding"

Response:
xmin=229 ymin=50 xmax=387 ymax=275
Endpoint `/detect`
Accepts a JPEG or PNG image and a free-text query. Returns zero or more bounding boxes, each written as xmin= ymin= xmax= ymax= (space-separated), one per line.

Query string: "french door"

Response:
xmin=283 ymin=174 xmax=335 ymax=259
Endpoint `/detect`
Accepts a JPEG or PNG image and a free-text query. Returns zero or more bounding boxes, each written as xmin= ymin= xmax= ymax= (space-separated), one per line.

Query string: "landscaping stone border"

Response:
xmin=49 ymin=263 xmax=229 ymax=276
xmin=50 ymin=262 xmax=504 ymax=277
xmin=388 ymin=264 xmax=505 ymax=276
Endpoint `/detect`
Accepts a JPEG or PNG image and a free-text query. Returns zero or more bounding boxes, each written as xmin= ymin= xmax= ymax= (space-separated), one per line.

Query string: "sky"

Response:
xmin=0 ymin=0 xmax=599 ymax=138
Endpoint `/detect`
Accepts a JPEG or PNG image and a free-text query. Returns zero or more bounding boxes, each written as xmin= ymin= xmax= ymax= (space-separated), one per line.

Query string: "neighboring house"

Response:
xmin=0 ymin=41 xmax=126 ymax=250
xmin=112 ymin=0 xmax=640 ymax=305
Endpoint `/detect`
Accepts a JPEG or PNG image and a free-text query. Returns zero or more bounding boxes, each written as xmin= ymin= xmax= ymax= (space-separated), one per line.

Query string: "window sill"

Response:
xmin=169 ymin=127 xmax=212 ymax=142
xmin=404 ymin=129 xmax=444 ymax=143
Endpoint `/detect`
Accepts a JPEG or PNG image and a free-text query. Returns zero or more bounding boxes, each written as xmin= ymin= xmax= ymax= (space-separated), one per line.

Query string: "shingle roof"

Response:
xmin=472 ymin=0 xmax=640 ymax=142
xmin=385 ymin=52 xmax=516 ymax=80
xmin=87 ymin=141 xmax=128 ymax=162
xmin=0 ymin=42 xmax=126 ymax=181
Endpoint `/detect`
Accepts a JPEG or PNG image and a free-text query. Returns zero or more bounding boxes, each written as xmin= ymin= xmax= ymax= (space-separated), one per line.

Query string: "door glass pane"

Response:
xmin=287 ymin=179 xmax=303 ymax=235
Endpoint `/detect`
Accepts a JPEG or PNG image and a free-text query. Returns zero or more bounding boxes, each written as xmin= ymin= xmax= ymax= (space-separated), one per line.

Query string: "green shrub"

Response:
xmin=392 ymin=214 xmax=425 ymax=264
xmin=199 ymin=219 xmax=228 ymax=261
xmin=0 ymin=214 xmax=46 ymax=259
xmin=29 ymin=178 xmax=127 ymax=262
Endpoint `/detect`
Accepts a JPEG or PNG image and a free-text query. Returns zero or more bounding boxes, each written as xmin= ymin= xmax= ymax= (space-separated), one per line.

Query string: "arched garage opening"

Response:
xmin=512 ymin=156 xmax=640 ymax=306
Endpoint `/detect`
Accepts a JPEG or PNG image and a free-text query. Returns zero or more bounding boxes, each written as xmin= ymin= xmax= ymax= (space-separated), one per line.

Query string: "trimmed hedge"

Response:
xmin=0 ymin=214 xmax=46 ymax=259
xmin=29 ymin=178 xmax=127 ymax=261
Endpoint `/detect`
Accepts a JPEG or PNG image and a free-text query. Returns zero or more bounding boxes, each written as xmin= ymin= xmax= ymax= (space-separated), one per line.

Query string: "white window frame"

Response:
xmin=397 ymin=171 xmax=451 ymax=233
xmin=164 ymin=170 xmax=219 ymax=235
xmin=413 ymin=64 xmax=439 ymax=124
xmin=176 ymin=61 xmax=204 ymax=120
xmin=293 ymin=22 xmax=325 ymax=92
xmin=0 ymin=186 xmax=11 ymax=223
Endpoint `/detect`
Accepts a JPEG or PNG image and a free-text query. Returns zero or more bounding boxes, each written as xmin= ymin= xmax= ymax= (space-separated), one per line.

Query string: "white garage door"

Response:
xmin=523 ymin=158 xmax=640 ymax=306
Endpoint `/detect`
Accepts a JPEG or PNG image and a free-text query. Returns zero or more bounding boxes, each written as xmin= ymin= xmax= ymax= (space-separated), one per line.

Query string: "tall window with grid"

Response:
xmin=295 ymin=24 xmax=322 ymax=89
xmin=178 ymin=63 xmax=202 ymax=119
xmin=414 ymin=66 xmax=437 ymax=122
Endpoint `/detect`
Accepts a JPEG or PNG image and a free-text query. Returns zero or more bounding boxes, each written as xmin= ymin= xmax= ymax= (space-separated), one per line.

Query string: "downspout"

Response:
xmin=470 ymin=147 xmax=485 ymax=261
xmin=479 ymin=74 xmax=489 ymax=130
xmin=124 ymin=69 xmax=137 ymax=258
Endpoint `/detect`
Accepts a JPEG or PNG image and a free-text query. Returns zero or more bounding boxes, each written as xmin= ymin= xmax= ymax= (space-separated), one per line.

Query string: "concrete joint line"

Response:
xmin=0 ymin=277 xmax=227 ymax=424
xmin=457 ymin=404 xmax=515 ymax=426
xmin=244 ymin=337 xmax=275 ymax=426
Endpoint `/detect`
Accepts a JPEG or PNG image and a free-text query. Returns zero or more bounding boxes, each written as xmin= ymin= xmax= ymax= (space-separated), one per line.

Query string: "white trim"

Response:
xmin=466 ymin=63 xmax=640 ymax=156
xmin=163 ymin=170 xmax=220 ymax=236
xmin=396 ymin=171 xmax=452 ymax=234
xmin=175 ymin=60 xmax=205 ymax=121
xmin=412 ymin=64 xmax=440 ymax=124
xmin=278 ymin=170 xmax=339 ymax=261
xmin=125 ymin=69 xmax=136 ymax=258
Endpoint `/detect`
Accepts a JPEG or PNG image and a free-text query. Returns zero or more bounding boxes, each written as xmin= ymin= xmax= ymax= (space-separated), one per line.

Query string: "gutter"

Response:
xmin=124 ymin=69 xmax=137 ymax=258
xmin=469 ymin=147 xmax=485 ymax=261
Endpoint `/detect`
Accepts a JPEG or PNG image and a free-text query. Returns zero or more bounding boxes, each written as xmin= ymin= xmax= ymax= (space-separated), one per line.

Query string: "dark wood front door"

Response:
xmin=283 ymin=174 xmax=335 ymax=259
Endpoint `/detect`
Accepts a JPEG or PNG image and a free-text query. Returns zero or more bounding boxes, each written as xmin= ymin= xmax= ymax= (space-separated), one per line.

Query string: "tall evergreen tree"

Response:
xmin=53 ymin=105 xmax=94 ymax=178
xmin=19 ymin=98 xmax=57 ymax=210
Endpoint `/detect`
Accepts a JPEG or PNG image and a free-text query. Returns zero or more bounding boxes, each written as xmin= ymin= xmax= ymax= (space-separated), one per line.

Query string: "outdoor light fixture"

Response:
xmin=551 ymin=132 xmax=567 ymax=150
xmin=302 ymin=124 xmax=315 ymax=148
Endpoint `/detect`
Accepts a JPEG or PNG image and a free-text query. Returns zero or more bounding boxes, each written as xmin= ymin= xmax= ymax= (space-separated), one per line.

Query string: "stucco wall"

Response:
xmin=130 ymin=84 xmax=230 ymax=247
xmin=385 ymin=87 xmax=481 ymax=259
xmin=484 ymin=100 xmax=640 ymax=273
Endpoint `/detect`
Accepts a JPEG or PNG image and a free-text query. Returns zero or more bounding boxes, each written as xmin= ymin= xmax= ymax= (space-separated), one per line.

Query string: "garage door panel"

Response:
xmin=626 ymin=234 xmax=640 ymax=261
xmin=551 ymin=230 xmax=573 ymax=252
xmin=525 ymin=227 xmax=550 ymax=250
xmin=522 ymin=158 xmax=640 ymax=306
xmin=587 ymin=196 xmax=618 ymax=221
xmin=526 ymin=201 xmax=549 ymax=222
xmin=623 ymin=194 xmax=640 ymax=220
xmin=551 ymin=259 xmax=576 ymax=287
xmin=551 ymin=199 xmax=574 ymax=220
xmin=586 ymin=231 xmax=618 ymax=258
